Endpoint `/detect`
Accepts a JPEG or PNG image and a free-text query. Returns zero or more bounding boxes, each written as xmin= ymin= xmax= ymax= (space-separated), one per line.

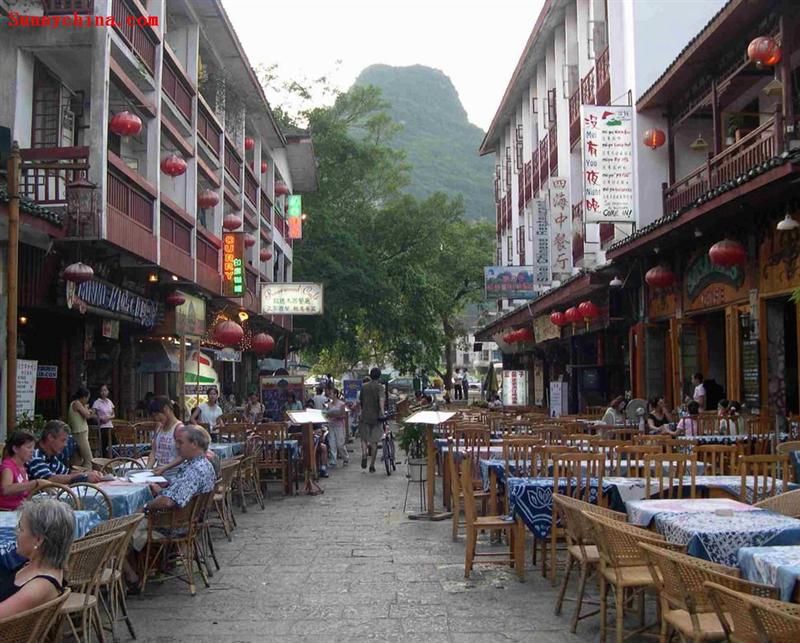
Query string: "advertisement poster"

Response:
xmin=549 ymin=380 xmax=569 ymax=417
xmin=548 ymin=177 xmax=572 ymax=282
xmin=484 ymin=266 xmax=537 ymax=300
xmin=502 ymin=370 xmax=528 ymax=406
xmin=261 ymin=375 xmax=305 ymax=421
xmin=580 ymin=105 xmax=634 ymax=223
xmin=175 ymin=292 xmax=206 ymax=337
xmin=261 ymin=283 xmax=323 ymax=315
xmin=16 ymin=359 xmax=38 ymax=419
xmin=533 ymin=198 xmax=551 ymax=286
xmin=35 ymin=365 xmax=58 ymax=401
xmin=342 ymin=379 xmax=362 ymax=402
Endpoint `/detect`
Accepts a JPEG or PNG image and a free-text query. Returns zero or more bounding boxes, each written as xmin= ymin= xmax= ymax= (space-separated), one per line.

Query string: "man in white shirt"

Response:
xmin=692 ymin=373 xmax=706 ymax=411
xmin=191 ymin=386 xmax=225 ymax=427
xmin=311 ymin=386 xmax=329 ymax=410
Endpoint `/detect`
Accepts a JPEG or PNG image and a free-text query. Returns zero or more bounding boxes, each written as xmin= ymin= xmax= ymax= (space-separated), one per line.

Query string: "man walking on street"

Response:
xmin=461 ymin=369 xmax=469 ymax=402
xmin=359 ymin=367 xmax=384 ymax=473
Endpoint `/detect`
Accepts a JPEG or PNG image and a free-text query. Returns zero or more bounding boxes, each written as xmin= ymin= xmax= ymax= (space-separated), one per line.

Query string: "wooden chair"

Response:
xmin=776 ymin=440 xmax=800 ymax=482
xmin=583 ymin=512 xmax=686 ymax=643
xmin=63 ymin=531 xmax=125 ymax=643
xmin=193 ymin=486 xmax=220 ymax=578
xmin=32 ymin=481 xmax=80 ymax=509
xmin=695 ymin=415 xmax=720 ymax=437
xmin=109 ymin=425 xmax=145 ymax=459
xmin=133 ymin=421 xmax=159 ymax=448
xmin=221 ymin=411 xmax=246 ymax=424
xmin=448 ymin=440 xmax=490 ymax=540
xmin=645 ymin=453 xmax=697 ymax=500
xmin=101 ymin=457 xmax=144 ymax=477
xmin=460 ymin=456 xmax=524 ymax=581
xmin=69 ymin=482 xmax=113 ymax=520
xmin=615 ymin=445 xmax=661 ymax=478
xmin=502 ymin=437 xmax=548 ymax=480
xmin=738 ymin=454 xmax=790 ymax=503
xmin=634 ymin=434 xmax=684 ymax=453
xmin=251 ymin=426 xmax=291 ymax=496
xmin=753 ymin=488 xmax=800 ymax=518
xmin=705 ymin=581 xmax=800 ymax=643
xmin=220 ymin=422 xmax=250 ymax=443
xmin=695 ymin=444 xmax=737 ymax=476
xmin=235 ymin=454 xmax=265 ymax=512
xmin=639 ymin=541 xmax=778 ymax=643
xmin=0 ymin=588 xmax=71 ymax=643
xmin=553 ymin=495 xmax=627 ymax=633
xmin=211 ymin=460 xmax=239 ymax=540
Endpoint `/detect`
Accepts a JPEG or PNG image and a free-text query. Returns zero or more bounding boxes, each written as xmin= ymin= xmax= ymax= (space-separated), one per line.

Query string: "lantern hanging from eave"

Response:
xmin=244 ymin=137 xmax=255 ymax=151
xmin=515 ymin=328 xmax=534 ymax=342
xmin=259 ymin=247 xmax=272 ymax=262
xmin=645 ymin=265 xmax=676 ymax=289
xmin=274 ymin=181 xmax=290 ymax=197
xmin=197 ymin=189 xmax=219 ymax=210
xmin=578 ymin=301 xmax=600 ymax=321
xmin=166 ymin=291 xmax=186 ymax=307
xmin=708 ymin=239 xmax=747 ymax=268
xmin=161 ymin=154 xmax=186 ymax=177
xmin=251 ymin=332 xmax=275 ymax=355
xmin=550 ymin=311 xmax=567 ymax=327
xmin=643 ymin=128 xmax=666 ymax=150
xmin=64 ymin=262 xmax=94 ymax=284
xmin=261 ymin=160 xmax=268 ymax=174
xmin=214 ymin=320 xmax=244 ymax=347
xmin=244 ymin=233 xmax=256 ymax=248
xmin=222 ymin=213 xmax=242 ymax=231
xmin=564 ymin=306 xmax=581 ymax=325
xmin=109 ymin=111 xmax=142 ymax=137
xmin=501 ymin=331 xmax=515 ymax=344
xmin=747 ymin=36 xmax=782 ymax=66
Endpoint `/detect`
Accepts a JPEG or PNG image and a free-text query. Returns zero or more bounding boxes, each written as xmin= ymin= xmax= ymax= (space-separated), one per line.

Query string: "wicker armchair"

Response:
xmin=0 ymin=589 xmax=71 ymax=643
xmin=69 ymin=482 xmax=113 ymax=520
xmin=101 ymin=457 xmax=144 ymax=478
xmin=210 ymin=460 xmax=239 ymax=540
xmin=753 ymin=487 xmax=800 ymax=518
xmin=235 ymin=454 xmax=265 ymax=511
xmin=32 ymin=481 xmax=80 ymax=509
xmin=705 ymin=581 xmax=800 ymax=642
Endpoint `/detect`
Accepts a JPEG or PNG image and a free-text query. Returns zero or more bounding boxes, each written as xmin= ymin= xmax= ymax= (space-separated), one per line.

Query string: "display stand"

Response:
xmin=287 ymin=410 xmax=327 ymax=496
xmin=404 ymin=410 xmax=456 ymax=521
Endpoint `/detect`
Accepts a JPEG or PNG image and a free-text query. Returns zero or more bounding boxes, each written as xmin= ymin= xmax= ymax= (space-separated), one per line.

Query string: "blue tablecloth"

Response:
xmin=0 ymin=509 xmax=102 ymax=570
xmin=678 ymin=433 xmax=789 ymax=446
xmin=626 ymin=498 xmax=759 ymax=527
xmin=738 ymin=545 xmax=800 ymax=602
xmin=653 ymin=509 xmax=800 ymax=566
xmin=110 ymin=442 xmax=151 ymax=458
xmin=90 ymin=482 xmax=152 ymax=517
xmin=692 ymin=476 xmax=798 ymax=504
xmin=209 ymin=441 xmax=244 ymax=460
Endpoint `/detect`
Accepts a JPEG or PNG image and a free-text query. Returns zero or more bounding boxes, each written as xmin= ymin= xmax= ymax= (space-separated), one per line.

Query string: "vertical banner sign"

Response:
xmin=548 ymin=177 xmax=572 ymax=282
xmin=502 ymin=370 xmax=528 ymax=406
xmin=222 ymin=232 xmax=245 ymax=297
xmin=287 ymin=194 xmax=302 ymax=240
xmin=533 ymin=198 xmax=551 ymax=286
xmin=580 ymin=105 xmax=634 ymax=223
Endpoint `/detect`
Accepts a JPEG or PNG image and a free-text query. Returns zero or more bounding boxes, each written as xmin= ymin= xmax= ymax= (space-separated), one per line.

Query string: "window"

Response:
xmin=506 ymin=235 xmax=513 ymax=266
xmin=197 ymin=236 xmax=218 ymax=268
xmin=32 ymin=60 xmax=61 ymax=148
xmin=160 ymin=211 xmax=192 ymax=253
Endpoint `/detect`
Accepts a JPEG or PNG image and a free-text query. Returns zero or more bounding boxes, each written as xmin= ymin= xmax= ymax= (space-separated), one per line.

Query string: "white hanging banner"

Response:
xmin=548 ymin=177 xmax=572 ymax=282
xmin=580 ymin=105 xmax=634 ymax=223
xmin=532 ymin=198 xmax=551 ymax=286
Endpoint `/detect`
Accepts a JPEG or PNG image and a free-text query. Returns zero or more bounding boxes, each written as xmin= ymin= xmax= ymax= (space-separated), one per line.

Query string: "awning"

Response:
xmin=138 ymin=342 xmax=180 ymax=373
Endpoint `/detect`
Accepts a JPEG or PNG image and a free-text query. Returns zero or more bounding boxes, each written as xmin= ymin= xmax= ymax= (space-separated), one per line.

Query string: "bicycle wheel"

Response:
xmin=388 ymin=436 xmax=397 ymax=471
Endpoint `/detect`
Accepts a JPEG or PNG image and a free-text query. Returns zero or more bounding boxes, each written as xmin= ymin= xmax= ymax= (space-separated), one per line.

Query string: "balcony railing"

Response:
xmin=569 ymin=88 xmax=581 ymax=147
xmin=548 ymin=124 xmax=558 ymax=173
xmin=663 ymin=113 xmax=781 ymax=215
xmin=111 ymin=0 xmax=158 ymax=76
xmin=596 ymin=47 xmax=610 ymax=105
xmin=196 ymin=232 xmax=221 ymax=294
xmin=224 ymin=137 xmax=242 ymax=186
xmin=197 ymin=96 xmax=222 ymax=158
xmin=531 ymin=153 xmax=539 ymax=195
xmin=244 ymin=166 xmax=259 ymax=208
xmin=106 ymin=157 xmax=157 ymax=262
xmin=538 ymin=137 xmax=549 ymax=186
xmin=581 ymin=67 xmax=595 ymax=106
xmin=162 ymin=46 xmax=194 ymax=123
xmin=19 ymin=146 xmax=89 ymax=206
xmin=42 ymin=0 xmax=93 ymax=13
xmin=274 ymin=213 xmax=287 ymax=238
xmin=260 ymin=189 xmax=271 ymax=222
xmin=572 ymin=202 xmax=584 ymax=265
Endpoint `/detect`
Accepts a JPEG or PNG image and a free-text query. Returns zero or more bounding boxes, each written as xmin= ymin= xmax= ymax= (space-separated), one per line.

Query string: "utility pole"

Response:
xmin=6 ymin=142 xmax=20 ymax=424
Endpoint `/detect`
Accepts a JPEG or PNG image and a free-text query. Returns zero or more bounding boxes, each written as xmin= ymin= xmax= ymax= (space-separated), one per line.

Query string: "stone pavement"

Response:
xmin=127 ymin=449 xmax=613 ymax=642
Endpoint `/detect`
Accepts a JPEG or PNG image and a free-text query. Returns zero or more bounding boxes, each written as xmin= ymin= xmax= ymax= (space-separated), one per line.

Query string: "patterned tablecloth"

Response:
xmin=110 ymin=442 xmax=151 ymax=458
xmin=691 ymin=476 xmax=798 ymax=504
xmin=209 ymin=441 xmax=245 ymax=460
xmin=653 ymin=509 xmax=800 ymax=566
xmin=0 ymin=509 xmax=102 ymax=570
xmin=92 ymin=480 xmax=153 ymax=517
xmin=677 ymin=433 xmax=789 ymax=446
xmin=738 ymin=545 xmax=800 ymax=602
xmin=626 ymin=498 xmax=758 ymax=527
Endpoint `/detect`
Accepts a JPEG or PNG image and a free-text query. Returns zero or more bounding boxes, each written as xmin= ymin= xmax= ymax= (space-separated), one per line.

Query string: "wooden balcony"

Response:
xmin=274 ymin=213 xmax=287 ymax=239
xmin=197 ymin=95 xmax=222 ymax=158
xmin=244 ymin=166 xmax=259 ymax=208
xmin=111 ymin=0 xmax=159 ymax=76
xmin=224 ymin=137 xmax=242 ymax=187
xmin=42 ymin=0 xmax=93 ymax=14
xmin=663 ymin=114 xmax=782 ymax=215
xmin=572 ymin=202 xmax=584 ymax=265
xmin=600 ymin=223 xmax=615 ymax=248
xmin=260 ymin=189 xmax=272 ymax=222
xmin=160 ymin=239 xmax=193 ymax=281
xmin=569 ymin=88 xmax=581 ymax=147
xmin=196 ymin=230 xmax=221 ymax=294
xmin=162 ymin=45 xmax=194 ymax=123
xmin=581 ymin=67 xmax=595 ymax=106
xmin=517 ymin=225 xmax=526 ymax=265
xmin=596 ymin=47 xmax=610 ymax=105
xmin=538 ymin=137 xmax=549 ymax=186
xmin=531 ymin=153 xmax=540 ymax=195
xmin=548 ymin=124 xmax=558 ymax=173
xmin=160 ymin=198 xmax=194 ymax=281
xmin=106 ymin=154 xmax=157 ymax=263
xmin=19 ymin=146 xmax=89 ymax=206
xmin=244 ymin=266 xmax=259 ymax=312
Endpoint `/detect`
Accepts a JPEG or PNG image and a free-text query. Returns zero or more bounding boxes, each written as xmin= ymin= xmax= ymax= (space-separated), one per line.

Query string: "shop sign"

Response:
xmin=548 ymin=177 xmax=572 ymax=282
xmin=533 ymin=314 xmax=560 ymax=343
xmin=16 ymin=359 xmax=38 ymax=420
xmin=35 ymin=365 xmax=57 ymax=401
xmin=174 ymin=293 xmax=206 ymax=337
xmin=67 ymin=281 xmax=159 ymax=328
xmin=502 ymin=370 xmax=528 ymax=406
xmin=287 ymin=195 xmax=302 ymax=239
xmin=741 ymin=339 xmax=760 ymax=409
xmin=532 ymin=199 xmax=551 ymax=285
xmin=222 ymin=232 xmax=245 ymax=298
xmin=580 ymin=105 xmax=634 ymax=223
xmin=102 ymin=319 xmax=120 ymax=339
xmin=261 ymin=282 xmax=323 ymax=315
xmin=213 ymin=348 xmax=241 ymax=362
xmin=685 ymin=254 xmax=744 ymax=301
xmin=484 ymin=266 xmax=537 ymax=300
xmin=533 ymin=360 xmax=544 ymax=406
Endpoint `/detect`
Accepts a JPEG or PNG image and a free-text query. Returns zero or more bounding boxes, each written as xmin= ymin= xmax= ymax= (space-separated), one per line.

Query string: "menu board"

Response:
xmin=16 ymin=359 xmax=38 ymax=419
xmin=260 ymin=375 xmax=304 ymax=421
xmin=741 ymin=339 xmax=760 ymax=408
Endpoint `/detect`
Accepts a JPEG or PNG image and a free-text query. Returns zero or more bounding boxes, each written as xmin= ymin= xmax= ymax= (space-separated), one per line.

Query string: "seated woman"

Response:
xmin=487 ymin=394 xmax=503 ymax=410
xmin=0 ymin=431 xmax=45 ymax=511
xmin=646 ymin=395 xmax=674 ymax=434
xmin=717 ymin=399 xmax=735 ymax=435
xmin=676 ymin=401 xmax=700 ymax=437
xmin=600 ymin=396 xmax=626 ymax=425
xmin=0 ymin=498 xmax=74 ymax=617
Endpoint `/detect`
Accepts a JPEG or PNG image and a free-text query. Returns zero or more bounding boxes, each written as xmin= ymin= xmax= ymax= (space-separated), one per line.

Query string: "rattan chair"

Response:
xmin=639 ymin=541 xmax=778 ymax=642
xmin=101 ymin=457 xmax=144 ymax=478
xmin=738 ymin=454 xmax=790 ymax=503
xmin=32 ymin=481 xmax=80 ymax=509
xmin=695 ymin=444 xmax=738 ymax=476
xmin=109 ymin=425 xmax=144 ymax=459
xmin=219 ymin=422 xmax=250 ymax=443
xmin=69 ymin=482 xmax=114 ymax=520
xmin=235 ymin=454 xmax=265 ymax=511
xmin=753 ymin=487 xmax=800 ymax=518
xmin=133 ymin=421 xmax=159 ymax=449
xmin=583 ymin=511 xmax=686 ymax=643
xmin=211 ymin=460 xmax=239 ymax=540
xmin=553 ymin=495 xmax=627 ymax=633
xmin=63 ymin=532 xmax=125 ymax=643
xmin=705 ymin=581 xmax=800 ymax=642
xmin=776 ymin=441 xmax=800 ymax=482
xmin=192 ymin=486 xmax=220 ymax=578
xmin=0 ymin=588 xmax=71 ymax=643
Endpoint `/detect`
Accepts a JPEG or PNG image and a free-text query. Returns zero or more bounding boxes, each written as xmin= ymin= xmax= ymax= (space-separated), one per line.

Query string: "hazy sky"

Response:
xmin=222 ymin=0 xmax=545 ymax=131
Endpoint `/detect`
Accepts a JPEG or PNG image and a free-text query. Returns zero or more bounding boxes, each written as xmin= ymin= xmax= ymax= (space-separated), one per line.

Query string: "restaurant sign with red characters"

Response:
xmin=548 ymin=177 xmax=572 ymax=283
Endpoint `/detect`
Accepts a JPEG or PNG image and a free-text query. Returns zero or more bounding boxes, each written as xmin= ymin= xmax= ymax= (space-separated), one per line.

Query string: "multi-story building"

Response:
xmin=0 ymin=0 xmax=316 ymax=428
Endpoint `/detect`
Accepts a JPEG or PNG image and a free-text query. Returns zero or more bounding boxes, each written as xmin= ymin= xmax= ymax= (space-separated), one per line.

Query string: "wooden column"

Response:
xmin=780 ymin=11 xmax=795 ymax=147
xmin=178 ymin=336 xmax=186 ymax=421
xmin=725 ymin=305 xmax=742 ymax=403
xmin=711 ymin=79 xmax=721 ymax=156
xmin=666 ymin=117 xmax=676 ymax=185
xmin=6 ymin=143 xmax=20 ymax=425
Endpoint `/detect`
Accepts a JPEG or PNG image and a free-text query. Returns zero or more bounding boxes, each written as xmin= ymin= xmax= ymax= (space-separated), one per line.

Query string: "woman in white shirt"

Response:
xmin=600 ymin=396 xmax=626 ymax=425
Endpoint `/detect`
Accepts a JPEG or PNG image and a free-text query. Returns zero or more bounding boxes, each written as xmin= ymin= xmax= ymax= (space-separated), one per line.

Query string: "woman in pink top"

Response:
xmin=0 ymin=431 xmax=44 ymax=510
xmin=676 ymin=401 xmax=701 ymax=437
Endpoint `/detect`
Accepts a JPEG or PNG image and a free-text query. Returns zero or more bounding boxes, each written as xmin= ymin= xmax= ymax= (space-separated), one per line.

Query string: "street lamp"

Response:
xmin=66 ymin=178 xmax=98 ymax=237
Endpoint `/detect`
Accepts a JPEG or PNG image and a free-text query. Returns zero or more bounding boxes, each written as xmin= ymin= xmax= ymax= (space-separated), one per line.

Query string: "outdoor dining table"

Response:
xmin=738 ymin=545 xmax=800 ymax=602
xmin=625 ymin=497 xmax=759 ymax=527
xmin=90 ymin=480 xmax=153 ymax=517
xmin=677 ymin=432 xmax=789 ymax=446
xmin=0 ymin=509 xmax=102 ymax=571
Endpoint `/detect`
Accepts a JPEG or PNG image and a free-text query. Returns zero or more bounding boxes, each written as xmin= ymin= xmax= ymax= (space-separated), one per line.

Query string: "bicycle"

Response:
xmin=380 ymin=420 xmax=397 ymax=476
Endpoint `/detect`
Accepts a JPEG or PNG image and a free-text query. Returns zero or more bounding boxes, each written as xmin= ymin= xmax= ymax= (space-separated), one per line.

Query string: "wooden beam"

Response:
xmin=109 ymin=58 xmax=156 ymax=118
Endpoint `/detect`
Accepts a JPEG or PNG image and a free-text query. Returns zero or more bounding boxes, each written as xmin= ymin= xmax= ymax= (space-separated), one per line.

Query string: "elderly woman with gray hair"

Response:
xmin=0 ymin=498 xmax=73 ymax=616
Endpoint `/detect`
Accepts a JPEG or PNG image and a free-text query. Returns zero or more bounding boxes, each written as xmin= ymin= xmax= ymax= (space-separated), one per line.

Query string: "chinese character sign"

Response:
xmin=502 ymin=370 xmax=528 ymax=406
xmin=222 ymin=232 xmax=245 ymax=298
xmin=261 ymin=283 xmax=324 ymax=315
xmin=287 ymin=195 xmax=303 ymax=239
xmin=580 ymin=105 xmax=634 ymax=223
xmin=286 ymin=195 xmax=302 ymax=217
xmin=548 ymin=177 xmax=572 ymax=282
xmin=533 ymin=199 xmax=551 ymax=286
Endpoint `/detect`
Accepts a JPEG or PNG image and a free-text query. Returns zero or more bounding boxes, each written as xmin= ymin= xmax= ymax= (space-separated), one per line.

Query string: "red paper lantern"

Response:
xmin=645 ymin=265 xmax=676 ymax=289
xmin=166 ymin=292 xmax=186 ymax=307
xmin=109 ymin=111 xmax=142 ymax=137
xmin=643 ymin=128 xmax=666 ymax=150
xmin=550 ymin=311 xmax=567 ymax=327
xmin=259 ymin=248 xmax=272 ymax=262
xmin=222 ymin=214 xmax=242 ymax=231
xmin=275 ymin=181 xmax=290 ymax=197
xmin=747 ymin=36 xmax=782 ymax=66
xmin=578 ymin=301 xmax=600 ymax=321
xmin=244 ymin=233 xmax=256 ymax=248
xmin=564 ymin=307 xmax=581 ymax=324
xmin=515 ymin=328 xmax=534 ymax=342
xmin=708 ymin=239 xmax=747 ymax=268
xmin=501 ymin=332 xmax=515 ymax=344
xmin=197 ymin=189 xmax=219 ymax=210
xmin=251 ymin=332 xmax=276 ymax=355
xmin=214 ymin=320 xmax=244 ymax=347
xmin=261 ymin=160 xmax=268 ymax=174
xmin=161 ymin=154 xmax=186 ymax=177
xmin=264 ymin=230 xmax=273 ymax=243
xmin=63 ymin=262 xmax=94 ymax=284
xmin=244 ymin=137 xmax=255 ymax=151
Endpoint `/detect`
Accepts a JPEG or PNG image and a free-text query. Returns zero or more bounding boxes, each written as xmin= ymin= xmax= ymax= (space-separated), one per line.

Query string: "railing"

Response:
xmin=548 ymin=124 xmax=558 ymax=172
xmin=274 ymin=213 xmax=287 ymax=238
xmin=523 ymin=160 xmax=532 ymax=204
xmin=572 ymin=202 xmax=584 ymax=265
xmin=197 ymin=96 xmax=222 ymax=158
xmin=245 ymin=266 xmax=258 ymax=299
xmin=42 ymin=0 xmax=93 ymax=13
xmin=224 ymin=137 xmax=242 ymax=186
xmin=162 ymin=47 xmax=194 ymax=123
xmin=111 ymin=0 xmax=158 ymax=76
xmin=596 ymin=47 xmax=610 ymax=105
xmin=504 ymin=193 xmax=512 ymax=228
xmin=19 ymin=146 xmax=89 ymax=205
xmin=569 ymin=87 xmax=581 ymax=147
xmin=581 ymin=67 xmax=595 ymax=106
xmin=260 ymin=189 xmax=271 ymax=221
xmin=663 ymin=114 xmax=781 ymax=215
xmin=244 ymin=167 xmax=259 ymax=207
xmin=538 ymin=136 xmax=549 ymax=186
xmin=106 ymin=164 xmax=157 ymax=262
xmin=196 ymin=233 xmax=221 ymax=294
xmin=531 ymin=153 xmax=539 ymax=195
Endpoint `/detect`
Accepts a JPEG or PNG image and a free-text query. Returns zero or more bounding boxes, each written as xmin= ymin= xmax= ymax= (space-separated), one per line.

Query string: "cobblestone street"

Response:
xmin=127 ymin=447 xmax=602 ymax=642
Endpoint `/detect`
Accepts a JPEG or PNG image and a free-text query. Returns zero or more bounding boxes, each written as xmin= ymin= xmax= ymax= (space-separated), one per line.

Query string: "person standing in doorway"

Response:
xmin=91 ymin=384 xmax=115 ymax=458
xmin=191 ymin=386 xmax=225 ymax=429
xmin=692 ymin=373 xmax=706 ymax=411
xmin=67 ymin=388 xmax=95 ymax=467
xmin=359 ymin=368 xmax=384 ymax=472
xmin=461 ymin=369 xmax=469 ymax=402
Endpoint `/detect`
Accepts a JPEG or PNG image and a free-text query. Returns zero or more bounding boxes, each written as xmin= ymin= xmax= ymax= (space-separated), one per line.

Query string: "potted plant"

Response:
xmin=397 ymin=422 xmax=427 ymax=481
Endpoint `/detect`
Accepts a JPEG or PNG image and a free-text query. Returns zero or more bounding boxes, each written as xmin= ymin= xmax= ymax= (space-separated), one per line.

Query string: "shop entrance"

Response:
xmin=765 ymin=296 xmax=799 ymax=416
xmin=680 ymin=311 xmax=727 ymax=408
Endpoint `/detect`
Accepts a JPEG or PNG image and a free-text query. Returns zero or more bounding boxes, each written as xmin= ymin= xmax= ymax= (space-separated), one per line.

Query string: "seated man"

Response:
xmin=27 ymin=420 xmax=103 ymax=484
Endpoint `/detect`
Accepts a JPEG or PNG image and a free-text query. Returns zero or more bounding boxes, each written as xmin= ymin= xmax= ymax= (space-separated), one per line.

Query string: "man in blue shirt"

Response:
xmin=27 ymin=420 xmax=103 ymax=484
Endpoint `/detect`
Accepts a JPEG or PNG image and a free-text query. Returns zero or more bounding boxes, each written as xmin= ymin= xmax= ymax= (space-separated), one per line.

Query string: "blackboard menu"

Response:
xmin=741 ymin=339 xmax=760 ymax=408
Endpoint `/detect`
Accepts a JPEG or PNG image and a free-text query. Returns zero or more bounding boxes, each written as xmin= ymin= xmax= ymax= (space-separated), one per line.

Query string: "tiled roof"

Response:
xmin=0 ymin=182 xmax=63 ymax=226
